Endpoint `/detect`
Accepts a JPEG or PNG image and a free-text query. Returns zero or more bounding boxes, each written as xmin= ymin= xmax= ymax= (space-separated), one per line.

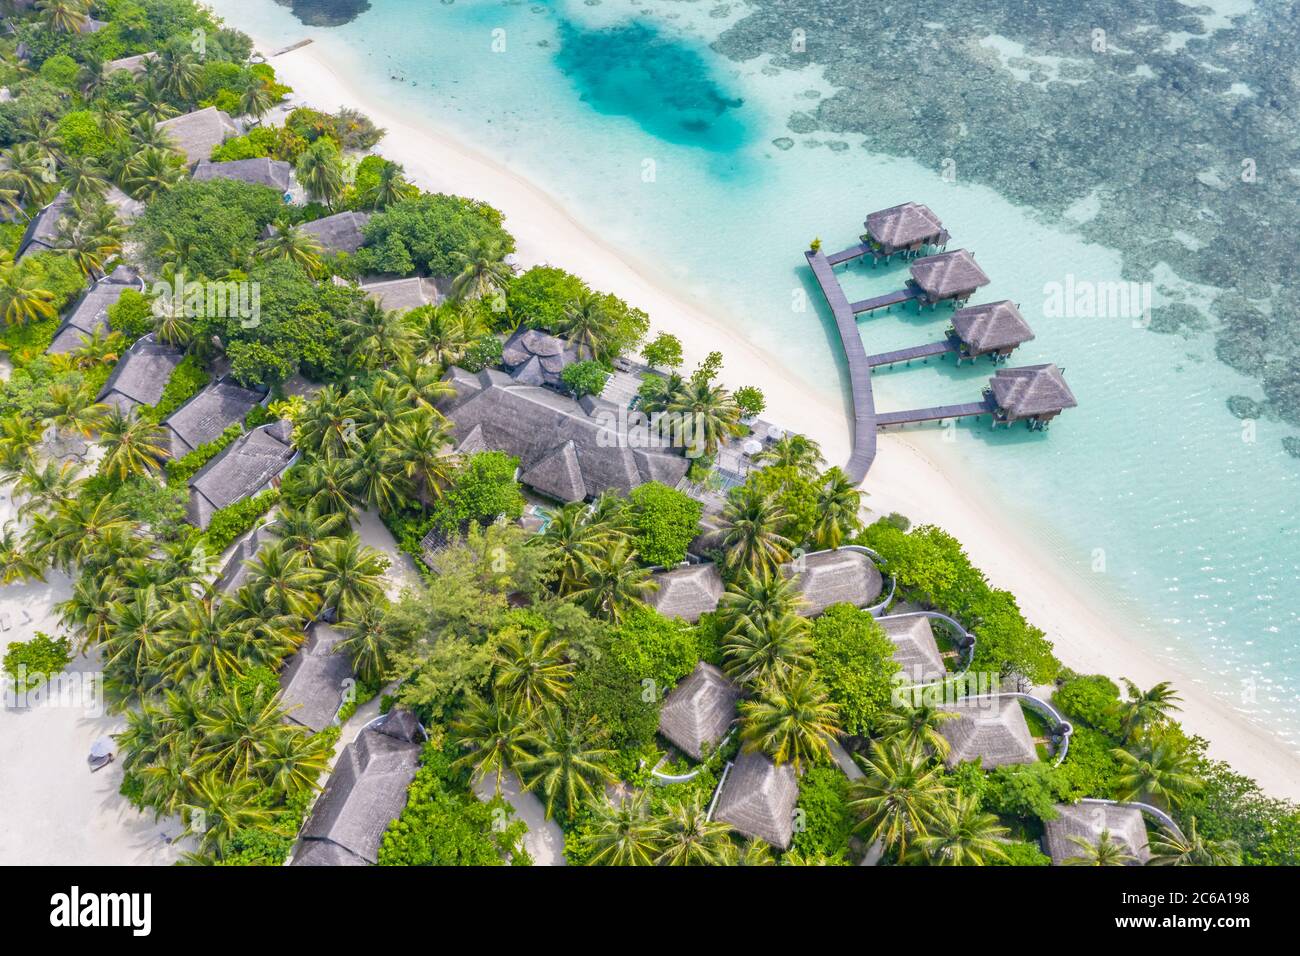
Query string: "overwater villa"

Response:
xmin=907 ymin=249 xmax=990 ymax=308
xmin=46 ymin=266 xmax=144 ymax=354
xmin=937 ymin=697 xmax=1038 ymax=769
xmin=96 ymin=333 xmax=185 ymax=414
xmin=712 ymin=751 xmax=799 ymax=850
xmin=646 ymin=563 xmax=725 ymax=623
xmin=193 ymin=157 xmax=294 ymax=194
xmin=1042 ymin=803 xmax=1151 ymax=865
xmin=279 ymin=623 xmax=355 ymax=734
xmin=186 ymin=419 xmax=296 ymax=529
xmin=986 ymin=364 xmax=1077 ymax=429
xmin=948 ymin=300 xmax=1035 ymax=362
xmin=862 ymin=201 xmax=950 ymax=261
xmin=161 ymin=377 xmax=268 ymax=458
xmin=657 ymin=662 xmax=740 ymax=761
xmin=780 ymin=548 xmax=884 ymax=617
xmin=501 ymin=327 xmax=579 ymax=389
xmin=158 ymin=106 xmax=239 ymax=166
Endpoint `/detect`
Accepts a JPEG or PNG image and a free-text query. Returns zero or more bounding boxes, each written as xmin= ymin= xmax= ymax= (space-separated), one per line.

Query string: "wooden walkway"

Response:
xmin=825 ymin=242 xmax=871 ymax=267
xmin=875 ymin=400 xmax=991 ymax=428
xmin=807 ymin=247 xmax=877 ymax=483
xmin=865 ymin=340 xmax=955 ymax=367
xmin=850 ymin=285 xmax=922 ymax=314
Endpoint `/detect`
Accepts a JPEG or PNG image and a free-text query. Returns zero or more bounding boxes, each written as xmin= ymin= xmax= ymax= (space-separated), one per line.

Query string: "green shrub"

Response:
xmin=55 ymin=110 xmax=114 ymax=160
xmin=626 ymin=481 xmax=702 ymax=567
xmin=1053 ymin=673 xmax=1123 ymax=737
xmin=810 ymin=603 xmax=900 ymax=736
xmin=605 ymin=605 xmax=701 ymax=692
xmin=427 ymin=451 xmax=524 ymax=536
xmin=355 ymin=194 xmax=514 ymax=277
xmin=995 ymin=841 xmax=1052 ymax=866
xmin=107 ymin=289 xmax=156 ymax=341
xmin=790 ymin=765 xmax=853 ymax=860
xmin=37 ymin=54 xmax=78 ymax=89
xmin=200 ymin=489 xmax=279 ymax=553
xmin=3 ymin=632 xmax=72 ymax=692
xmin=641 ymin=331 xmax=683 ymax=370
xmin=734 ymin=385 xmax=766 ymax=418
xmin=166 ymin=423 xmax=243 ymax=485
xmin=459 ymin=334 xmax=503 ymax=373
xmin=560 ymin=359 xmax=609 ymax=398
xmin=147 ymin=355 xmax=210 ymax=421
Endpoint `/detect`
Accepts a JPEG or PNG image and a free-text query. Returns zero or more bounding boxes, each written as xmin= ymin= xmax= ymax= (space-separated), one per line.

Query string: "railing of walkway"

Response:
xmin=1079 ymin=797 xmax=1185 ymax=842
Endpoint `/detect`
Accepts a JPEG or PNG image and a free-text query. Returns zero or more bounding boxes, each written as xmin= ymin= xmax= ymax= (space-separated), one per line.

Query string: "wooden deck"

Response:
xmin=875 ymin=399 xmax=991 ymax=428
xmin=851 ymin=286 xmax=923 ymax=314
xmin=865 ymin=340 xmax=955 ymax=368
xmin=825 ymin=243 xmax=871 ymax=267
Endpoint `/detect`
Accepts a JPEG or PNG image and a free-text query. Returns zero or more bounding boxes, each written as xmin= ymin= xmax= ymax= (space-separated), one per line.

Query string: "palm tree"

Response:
xmin=415 ymin=302 xmax=487 ymax=367
xmin=518 ymin=709 xmax=614 ymax=821
xmin=1118 ymin=679 xmax=1183 ymax=744
xmin=69 ymin=328 xmax=124 ymax=370
xmin=347 ymin=438 xmax=409 ymax=516
xmin=380 ymin=353 xmax=456 ymax=411
xmin=10 ymin=456 xmax=79 ymax=517
xmin=810 ymin=466 xmax=861 ymax=549
xmin=184 ymin=773 xmax=273 ymax=856
xmin=26 ymin=495 xmax=134 ymax=572
xmin=57 ymin=571 xmax=120 ymax=651
xmin=293 ymin=456 xmax=359 ymax=523
xmin=149 ymin=45 xmax=202 ymax=104
xmin=2 ymin=142 xmax=58 ymax=206
xmin=37 ymin=0 xmax=89 ymax=33
xmin=257 ymin=218 xmax=324 ymax=275
xmin=294 ymin=384 xmax=364 ymax=460
xmin=0 ymin=266 xmax=57 ymax=325
xmin=239 ymin=78 xmax=277 ymax=123
xmin=359 ymin=159 xmax=417 ymax=210
xmin=912 ymin=793 xmax=1009 ymax=865
xmin=556 ymin=290 xmax=613 ymax=360
xmin=722 ymin=611 xmax=812 ymax=687
xmin=243 ymin=542 xmax=321 ymax=622
xmin=255 ymin=727 xmax=332 ymax=798
xmin=60 ymin=156 xmax=110 ymax=204
xmin=123 ymin=146 xmax=186 ymax=201
xmin=196 ymin=681 xmax=285 ymax=779
xmin=270 ymin=506 xmax=348 ymax=557
xmin=567 ymin=539 xmax=655 ymax=623
xmin=739 ymin=669 xmax=840 ymax=771
xmin=158 ymin=597 xmax=248 ymax=688
xmin=1148 ymin=817 xmax=1242 ymax=866
xmin=310 ymin=533 xmax=388 ymax=621
xmin=450 ymin=238 xmax=513 ymax=302
xmin=1113 ymin=732 xmax=1202 ymax=809
xmin=0 ymin=521 xmax=44 ymax=583
xmin=97 ymin=408 xmax=168 ymax=480
xmin=756 ymin=433 xmax=825 ymax=475
xmin=877 ymin=703 xmax=958 ymax=760
xmin=296 ymin=138 xmax=345 ymax=208
xmin=540 ymin=501 xmax=626 ymax=594
xmin=665 ymin=378 xmax=742 ymax=457
xmin=336 ymin=600 xmax=400 ymax=686
xmin=344 ymin=301 xmax=417 ymax=371
xmin=494 ymin=628 xmax=574 ymax=711
xmin=451 ymin=694 xmax=535 ymax=793
xmin=585 ymin=792 xmax=663 ymax=866
xmin=720 ymin=487 xmax=793 ymax=577
xmin=654 ymin=795 xmax=733 ymax=866
xmin=1062 ymin=829 xmax=1137 ymax=866
xmin=41 ymin=382 xmax=104 ymax=441
xmin=103 ymin=585 xmax=169 ymax=695
xmin=848 ymin=739 xmax=950 ymax=860
xmin=718 ymin=569 xmax=806 ymax=636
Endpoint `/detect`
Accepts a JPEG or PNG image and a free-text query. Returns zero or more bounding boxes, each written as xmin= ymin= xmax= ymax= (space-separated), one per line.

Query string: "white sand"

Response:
xmin=256 ymin=39 xmax=1300 ymax=799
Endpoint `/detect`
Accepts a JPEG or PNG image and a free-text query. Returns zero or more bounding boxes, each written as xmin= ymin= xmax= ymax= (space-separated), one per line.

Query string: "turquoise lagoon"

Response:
xmin=210 ymin=0 xmax=1299 ymax=748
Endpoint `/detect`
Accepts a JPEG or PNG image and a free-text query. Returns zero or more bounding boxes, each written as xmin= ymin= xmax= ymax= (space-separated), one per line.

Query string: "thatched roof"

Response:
xmin=162 ymin=378 xmax=267 ymax=458
xmin=951 ymin=300 xmax=1035 ymax=354
xmin=295 ymin=709 xmax=422 ymax=865
xmin=909 ymin=250 xmax=990 ymax=299
xmin=214 ymin=521 xmax=278 ymax=595
xmin=501 ymin=328 xmax=579 ymax=388
xmin=186 ymin=419 xmax=295 ymax=529
xmin=280 ymin=622 xmax=355 ymax=733
xmin=713 ymin=751 xmax=799 ymax=849
xmin=781 ymin=549 xmax=883 ymax=617
xmin=158 ymin=106 xmax=238 ymax=165
xmin=104 ymin=51 xmax=157 ymax=77
xmin=359 ymin=276 xmax=439 ymax=313
xmin=878 ymin=616 xmax=947 ymax=684
xmin=290 ymin=840 xmax=367 ymax=866
xmin=865 ymin=202 xmax=947 ymax=251
xmin=939 ymin=697 xmax=1037 ymax=769
xmin=16 ymin=191 xmax=72 ymax=260
xmin=105 ymin=185 xmax=145 ymax=223
xmin=47 ymin=275 xmax=138 ymax=354
xmin=439 ymin=367 xmax=689 ymax=503
xmin=193 ymin=158 xmax=293 ymax=192
xmin=96 ymin=333 xmax=184 ymax=414
xmin=657 ymin=662 xmax=739 ymax=760
xmin=989 ymin=364 xmax=1078 ymax=420
xmin=1043 ymin=803 xmax=1151 ymax=865
xmin=283 ymin=210 xmax=371 ymax=255
xmin=645 ymin=564 xmax=723 ymax=623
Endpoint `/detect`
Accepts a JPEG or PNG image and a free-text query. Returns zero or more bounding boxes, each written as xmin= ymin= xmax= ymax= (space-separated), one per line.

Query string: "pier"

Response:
xmin=875 ymin=400 xmax=992 ymax=428
xmin=850 ymin=286 xmax=923 ymax=314
xmin=865 ymin=340 xmax=956 ymax=368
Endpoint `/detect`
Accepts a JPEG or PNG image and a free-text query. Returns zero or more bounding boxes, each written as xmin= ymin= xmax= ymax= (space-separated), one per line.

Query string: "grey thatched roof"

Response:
xmin=359 ymin=276 xmax=439 ymax=313
xmin=295 ymin=710 xmax=422 ymax=865
xmin=96 ymin=333 xmax=185 ymax=414
xmin=162 ymin=378 xmax=267 ymax=458
xmin=879 ymin=616 xmax=947 ymax=684
xmin=939 ymin=697 xmax=1038 ymax=769
xmin=989 ymin=364 xmax=1078 ymax=420
xmin=658 ymin=662 xmax=739 ymax=760
xmin=104 ymin=51 xmax=157 ymax=76
xmin=646 ymin=563 xmax=724 ymax=623
xmin=439 ymin=367 xmax=689 ymax=503
xmin=47 ymin=277 xmax=136 ymax=355
xmin=501 ymin=328 xmax=579 ymax=388
xmin=158 ymin=106 xmax=238 ymax=165
xmin=290 ymin=839 xmax=367 ymax=866
xmin=1043 ymin=803 xmax=1151 ymax=865
xmin=951 ymin=300 xmax=1035 ymax=353
xmin=186 ymin=419 xmax=295 ymax=529
xmin=280 ymin=622 xmax=355 ymax=733
xmin=909 ymin=250 xmax=990 ymax=299
xmin=281 ymin=210 xmax=371 ymax=255
xmin=713 ymin=751 xmax=799 ymax=849
xmin=16 ymin=191 xmax=72 ymax=260
xmin=105 ymin=185 xmax=145 ymax=223
xmin=214 ymin=521 xmax=279 ymax=595
xmin=193 ymin=157 xmax=292 ymax=192
xmin=781 ymin=549 xmax=883 ymax=617
xmin=865 ymin=202 xmax=947 ymax=250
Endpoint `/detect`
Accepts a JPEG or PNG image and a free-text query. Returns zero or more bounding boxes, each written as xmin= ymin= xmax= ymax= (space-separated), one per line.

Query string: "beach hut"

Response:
xmin=213 ymin=522 xmax=279 ymax=595
xmin=185 ymin=420 xmax=296 ymax=529
xmin=986 ymin=364 xmax=1078 ymax=429
xmin=279 ymin=623 xmax=355 ymax=733
xmin=500 ymin=327 xmax=579 ymax=389
xmin=657 ymin=662 xmax=740 ymax=760
xmin=96 ymin=333 xmax=185 ymax=414
xmin=358 ymin=276 xmax=441 ymax=313
xmin=158 ymin=106 xmax=239 ymax=166
xmin=104 ymin=51 xmax=157 ymax=77
xmin=192 ymin=157 xmax=294 ymax=193
xmin=1042 ymin=803 xmax=1151 ymax=865
xmin=937 ymin=696 xmax=1037 ymax=769
xmin=161 ymin=378 xmax=268 ymax=459
xmin=712 ymin=751 xmax=799 ymax=849
xmin=645 ymin=564 xmax=724 ymax=623
xmin=908 ymin=250 xmax=990 ymax=307
xmin=948 ymin=300 xmax=1035 ymax=362
xmin=863 ymin=202 xmax=949 ymax=259
xmin=878 ymin=616 xmax=947 ymax=684
xmin=270 ymin=210 xmax=371 ymax=256
xmin=780 ymin=548 xmax=883 ymax=617
xmin=16 ymin=191 xmax=73 ymax=261
xmin=46 ymin=267 xmax=143 ymax=355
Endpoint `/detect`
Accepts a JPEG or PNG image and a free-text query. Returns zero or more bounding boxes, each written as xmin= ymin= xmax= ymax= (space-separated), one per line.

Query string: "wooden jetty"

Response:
xmin=865 ymin=340 xmax=955 ymax=368
xmin=850 ymin=286 xmax=922 ymax=314
xmin=876 ymin=400 xmax=992 ymax=428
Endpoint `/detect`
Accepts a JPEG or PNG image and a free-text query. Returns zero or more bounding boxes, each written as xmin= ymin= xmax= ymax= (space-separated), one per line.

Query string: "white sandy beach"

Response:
xmin=251 ymin=38 xmax=1300 ymax=799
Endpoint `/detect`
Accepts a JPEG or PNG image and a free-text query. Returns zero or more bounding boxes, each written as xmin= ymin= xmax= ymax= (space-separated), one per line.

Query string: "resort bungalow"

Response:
xmin=105 ymin=185 xmax=145 ymax=223
xmin=657 ymin=662 xmax=740 ymax=760
xmin=46 ymin=265 xmax=143 ymax=354
xmin=186 ymin=419 xmax=296 ymax=529
xmin=96 ymin=333 xmax=185 ymax=414
xmin=878 ymin=615 xmax=948 ymax=684
xmin=16 ymin=190 xmax=72 ymax=261
xmin=907 ymin=249 xmax=990 ymax=308
xmin=279 ymin=622 xmax=355 ymax=733
xmin=780 ymin=548 xmax=884 ymax=617
xmin=986 ymin=364 xmax=1078 ymax=430
xmin=271 ymin=210 xmax=370 ymax=256
xmin=501 ymin=327 xmax=578 ymax=389
xmin=160 ymin=377 xmax=268 ymax=459
xmin=438 ymin=367 xmax=689 ymax=503
xmin=213 ymin=522 xmax=279 ymax=595
xmin=1042 ymin=803 xmax=1151 ymax=865
xmin=863 ymin=202 xmax=949 ymax=260
xmin=937 ymin=696 xmax=1037 ymax=769
xmin=193 ymin=157 xmax=294 ymax=195
xmin=104 ymin=51 xmax=157 ymax=77
xmin=645 ymin=563 xmax=724 ymax=623
xmin=358 ymin=276 xmax=441 ymax=313
xmin=158 ymin=106 xmax=239 ymax=166
xmin=948 ymin=300 xmax=1035 ymax=363
xmin=712 ymin=751 xmax=799 ymax=850
xmin=292 ymin=709 xmax=423 ymax=866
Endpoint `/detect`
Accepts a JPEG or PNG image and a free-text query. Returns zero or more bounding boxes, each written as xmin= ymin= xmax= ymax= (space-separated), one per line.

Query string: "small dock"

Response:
xmin=826 ymin=243 xmax=871 ymax=267
xmin=865 ymin=340 xmax=955 ymax=368
xmin=850 ymin=286 xmax=922 ymax=315
xmin=876 ymin=400 xmax=992 ymax=428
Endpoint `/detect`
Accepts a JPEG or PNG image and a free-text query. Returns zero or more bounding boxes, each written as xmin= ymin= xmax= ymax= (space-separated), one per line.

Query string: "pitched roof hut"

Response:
xmin=645 ymin=564 xmax=724 ymax=623
xmin=293 ymin=709 xmax=423 ymax=865
xmin=1043 ymin=803 xmax=1151 ymax=865
xmin=948 ymin=300 xmax=1035 ymax=360
xmin=908 ymin=250 xmax=990 ymax=306
xmin=864 ymin=202 xmax=949 ymax=257
xmin=161 ymin=378 xmax=268 ymax=459
xmin=96 ymin=333 xmax=184 ymax=414
xmin=657 ymin=662 xmax=739 ymax=760
xmin=878 ymin=616 xmax=947 ymax=684
xmin=276 ymin=210 xmax=370 ymax=255
xmin=438 ymin=367 xmax=689 ymax=503
xmin=104 ymin=51 xmax=157 ymax=77
xmin=713 ymin=751 xmax=799 ymax=849
xmin=192 ymin=157 xmax=293 ymax=192
xmin=105 ymin=185 xmax=145 ymax=223
xmin=501 ymin=327 xmax=579 ymax=389
xmin=47 ymin=269 xmax=142 ymax=354
xmin=186 ymin=419 xmax=296 ymax=529
xmin=938 ymin=696 xmax=1038 ymax=769
xmin=280 ymin=622 xmax=355 ymax=733
xmin=358 ymin=276 xmax=440 ymax=313
xmin=987 ymin=364 xmax=1078 ymax=428
xmin=781 ymin=548 xmax=883 ymax=617
xmin=16 ymin=191 xmax=72 ymax=260
xmin=214 ymin=521 xmax=279 ymax=595
xmin=158 ymin=106 xmax=239 ymax=165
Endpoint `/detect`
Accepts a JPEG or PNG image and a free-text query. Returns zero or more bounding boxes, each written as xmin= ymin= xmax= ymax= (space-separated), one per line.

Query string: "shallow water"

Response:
xmin=212 ymin=0 xmax=1300 ymax=749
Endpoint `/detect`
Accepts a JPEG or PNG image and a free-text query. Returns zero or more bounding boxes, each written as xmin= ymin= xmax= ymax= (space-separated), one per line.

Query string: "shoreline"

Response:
xmin=254 ymin=36 xmax=1300 ymax=799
